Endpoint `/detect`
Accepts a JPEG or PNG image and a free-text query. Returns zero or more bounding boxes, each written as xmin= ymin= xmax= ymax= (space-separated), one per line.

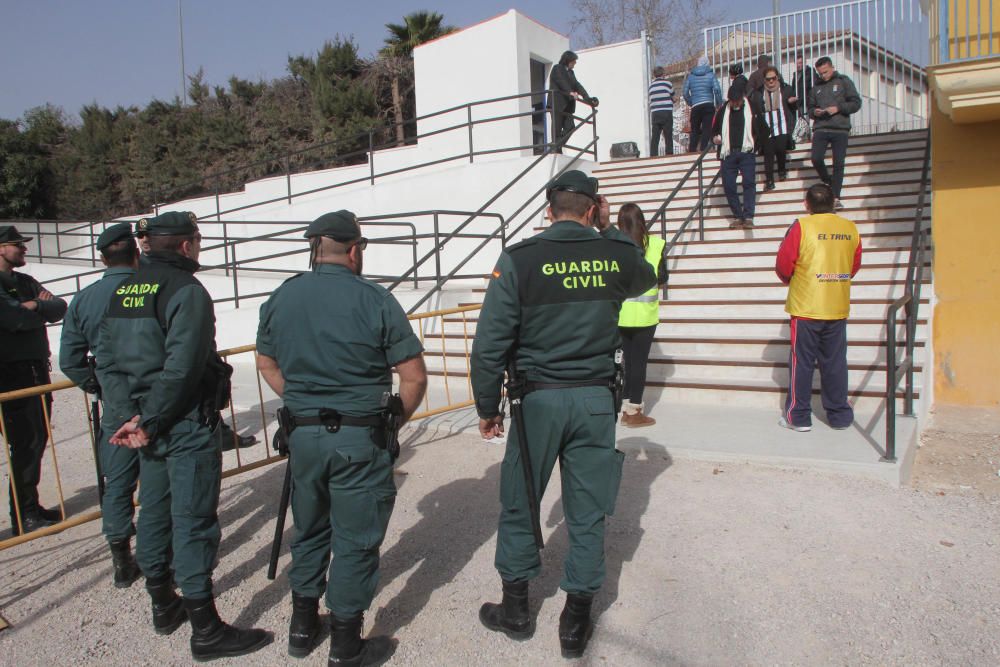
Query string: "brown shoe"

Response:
xmin=729 ymin=218 xmax=744 ymax=229
xmin=624 ymin=412 xmax=656 ymax=428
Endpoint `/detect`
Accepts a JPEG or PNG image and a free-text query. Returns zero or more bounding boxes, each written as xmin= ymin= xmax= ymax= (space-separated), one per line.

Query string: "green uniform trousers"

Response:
xmin=288 ymin=425 xmax=396 ymax=617
xmin=495 ymin=385 xmax=625 ymax=595
xmin=135 ymin=418 xmax=222 ymax=598
xmin=98 ymin=413 xmax=139 ymax=542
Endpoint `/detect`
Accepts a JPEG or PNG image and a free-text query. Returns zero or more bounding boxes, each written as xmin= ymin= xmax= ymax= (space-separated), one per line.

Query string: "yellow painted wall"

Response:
xmin=945 ymin=0 xmax=999 ymax=60
xmin=931 ymin=103 xmax=1000 ymax=406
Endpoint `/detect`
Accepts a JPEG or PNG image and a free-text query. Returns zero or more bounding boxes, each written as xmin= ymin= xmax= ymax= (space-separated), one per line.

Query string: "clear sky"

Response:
xmin=1 ymin=0 xmax=836 ymax=122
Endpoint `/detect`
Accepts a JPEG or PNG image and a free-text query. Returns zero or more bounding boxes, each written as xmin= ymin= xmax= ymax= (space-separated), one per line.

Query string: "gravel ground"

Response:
xmin=3 ymin=409 xmax=1000 ymax=665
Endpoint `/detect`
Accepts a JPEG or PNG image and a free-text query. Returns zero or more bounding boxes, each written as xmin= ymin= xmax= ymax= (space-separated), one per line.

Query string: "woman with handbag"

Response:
xmin=750 ymin=66 xmax=799 ymax=190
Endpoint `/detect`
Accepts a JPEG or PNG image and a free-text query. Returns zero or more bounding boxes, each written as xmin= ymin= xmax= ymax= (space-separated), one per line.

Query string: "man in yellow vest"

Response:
xmin=775 ymin=184 xmax=862 ymax=431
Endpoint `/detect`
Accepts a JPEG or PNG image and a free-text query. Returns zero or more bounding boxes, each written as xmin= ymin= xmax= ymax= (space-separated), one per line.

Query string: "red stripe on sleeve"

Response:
xmin=851 ymin=234 xmax=863 ymax=277
xmin=775 ymin=220 xmax=801 ymax=284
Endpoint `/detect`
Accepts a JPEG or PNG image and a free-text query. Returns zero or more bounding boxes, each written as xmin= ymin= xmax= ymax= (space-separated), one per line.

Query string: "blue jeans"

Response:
xmin=721 ymin=151 xmax=757 ymax=220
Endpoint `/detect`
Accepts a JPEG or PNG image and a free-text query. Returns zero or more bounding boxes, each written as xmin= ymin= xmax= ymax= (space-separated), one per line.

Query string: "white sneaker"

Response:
xmin=778 ymin=416 xmax=811 ymax=432
xmin=834 ymin=199 xmax=845 ymax=210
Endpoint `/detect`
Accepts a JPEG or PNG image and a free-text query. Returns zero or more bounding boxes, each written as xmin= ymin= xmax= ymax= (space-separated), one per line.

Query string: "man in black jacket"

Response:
xmin=793 ymin=56 xmax=817 ymax=118
xmin=549 ymin=50 xmax=596 ymax=153
xmin=0 ymin=226 xmax=67 ymax=535
xmin=808 ymin=57 xmax=862 ymax=209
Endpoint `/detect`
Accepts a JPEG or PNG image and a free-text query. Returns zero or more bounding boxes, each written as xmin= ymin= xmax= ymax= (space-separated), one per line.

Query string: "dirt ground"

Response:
xmin=910 ymin=406 xmax=1000 ymax=499
xmin=2 ymin=407 xmax=1000 ymax=665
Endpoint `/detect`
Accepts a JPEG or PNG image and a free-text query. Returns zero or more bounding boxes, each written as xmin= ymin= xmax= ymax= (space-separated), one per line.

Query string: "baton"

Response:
xmin=267 ymin=455 xmax=292 ymax=580
xmin=89 ymin=396 xmax=105 ymax=504
xmin=506 ymin=363 xmax=544 ymax=550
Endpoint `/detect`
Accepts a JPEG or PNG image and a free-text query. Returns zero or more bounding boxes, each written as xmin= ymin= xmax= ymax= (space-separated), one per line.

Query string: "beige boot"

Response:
xmin=622 ymin=402 xmax=656 ymax=428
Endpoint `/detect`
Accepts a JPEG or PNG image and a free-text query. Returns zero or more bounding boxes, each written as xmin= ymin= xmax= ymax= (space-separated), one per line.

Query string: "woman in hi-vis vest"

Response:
xmin=616 ymin=204 xmax=667 ymax=427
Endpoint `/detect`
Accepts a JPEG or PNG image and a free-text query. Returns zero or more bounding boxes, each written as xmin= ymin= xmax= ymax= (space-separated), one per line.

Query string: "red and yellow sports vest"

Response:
xmin=785 ymin=213 xmax=860 ymax=320
xmin=619 ymin=235 xmax=665 ymax=327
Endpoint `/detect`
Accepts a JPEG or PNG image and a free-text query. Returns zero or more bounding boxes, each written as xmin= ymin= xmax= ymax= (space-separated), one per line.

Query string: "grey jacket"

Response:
xmin=807 ymin=73 xmax=862 ymax=133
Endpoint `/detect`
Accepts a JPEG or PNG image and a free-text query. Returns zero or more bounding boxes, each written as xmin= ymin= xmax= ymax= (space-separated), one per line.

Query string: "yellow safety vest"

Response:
xmin=785 ymin=213 xmax=860 ymax=319
xmin=619 ymin=235 xmax=665 ymax=327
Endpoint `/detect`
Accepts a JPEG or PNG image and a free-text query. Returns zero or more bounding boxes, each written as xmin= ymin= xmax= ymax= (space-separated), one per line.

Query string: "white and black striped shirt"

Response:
xmin=648 ymin=78 xmax=674 ymax=113
xmin=762 ymin=89 xmax=790 ymax=136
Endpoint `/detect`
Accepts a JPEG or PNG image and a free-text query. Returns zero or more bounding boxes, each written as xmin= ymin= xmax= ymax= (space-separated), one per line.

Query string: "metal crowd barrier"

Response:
xmin=0 ymin=304 xmax=482 ymax=550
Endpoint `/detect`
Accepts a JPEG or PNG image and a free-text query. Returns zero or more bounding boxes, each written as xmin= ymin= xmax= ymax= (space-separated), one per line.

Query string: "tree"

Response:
xmin=569 ymin=0 xmax=719 ymax=64
xmin=380 ymin=11 xmax=456 ymax=144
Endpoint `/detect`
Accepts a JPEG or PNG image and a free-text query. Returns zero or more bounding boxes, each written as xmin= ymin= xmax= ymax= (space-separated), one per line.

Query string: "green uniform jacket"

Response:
xmin=97 ymin=252 xmax=217 ymax=442
xmin=59 ymin=267 xmax=135 ymax=414
xmin=0 ymin=270 xmax=67 ymax=363
xmin=256 ymin=264 xmax=423 ymax=416
xmin=470 ymin=221 xmax=657 ymax=418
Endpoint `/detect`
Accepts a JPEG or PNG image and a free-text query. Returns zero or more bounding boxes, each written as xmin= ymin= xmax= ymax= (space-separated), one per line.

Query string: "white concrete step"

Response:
xmin=665 ymin=264 xmax=916 ymax=285
xmin=668 ymin=245 xmax=923 ymax=269
xmin=659 ymin=298 xmax=928 ymax=318
xmin=646 ymin=336 xmax=923 ymax=364
xmin=643 ymin=355 xmax=921 ymax=385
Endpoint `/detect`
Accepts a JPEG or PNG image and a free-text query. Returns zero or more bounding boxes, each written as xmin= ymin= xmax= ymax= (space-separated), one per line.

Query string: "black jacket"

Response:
xmin=807 ymin=72 xmax=862 ymax=132
xmin=793 ymin=66 xmax=818 ymax=106
xmin=711 ymin=102 xmax=769 ymax=157
xmin=0 ymin=270 xmax=67 ymax=364
xmin=549 ymin=64 xmax=591 ymax=113
xmin=750 ymin=84 xmax=799 ymax=137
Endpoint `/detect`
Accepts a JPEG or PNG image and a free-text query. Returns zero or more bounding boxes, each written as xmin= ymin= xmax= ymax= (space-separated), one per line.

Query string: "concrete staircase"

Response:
xmin=420 ymin=130 xmax=931 ymax=483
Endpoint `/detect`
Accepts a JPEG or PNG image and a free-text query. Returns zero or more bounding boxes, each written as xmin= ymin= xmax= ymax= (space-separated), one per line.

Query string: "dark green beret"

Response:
xmin=96 ymin=222 xmax=134 ymax=251
xmin=546 ymin=170 xmax=598 ymax=201
xmin=136 ymin=211 xmax=198 ymax=237
xmin=304 ymin=210 xmax=360 ymax=241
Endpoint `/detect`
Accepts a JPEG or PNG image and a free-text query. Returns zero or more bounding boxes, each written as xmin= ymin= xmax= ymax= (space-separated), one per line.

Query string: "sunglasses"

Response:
xmin=351 ymin=237 xmax=369 ymax=251
xmin=765 ymin=76 xmax=778 ymax=81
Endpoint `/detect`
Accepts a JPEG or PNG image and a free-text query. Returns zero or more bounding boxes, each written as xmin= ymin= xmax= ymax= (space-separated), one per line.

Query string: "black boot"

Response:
xmin=145 ymin=574 xmax=187 ymax=635
xmin=108 ymin=538 xmax=142 ymax=588
xmin=328 ymin=613 xmax=394 ymax=666
xmin=558 ymin=593 xmax=594 ymax=659
xmin=478 ymin=579 xmax=533 ymax=640
xmin=288 ymin=593 xmax=320 ymax=658
xmin=184 ymin=596 xmax=272 ymax=662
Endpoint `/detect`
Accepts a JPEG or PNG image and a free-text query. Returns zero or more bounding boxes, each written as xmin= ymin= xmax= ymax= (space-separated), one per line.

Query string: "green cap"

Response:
xmin=96 ymin=222 xmax=134 ymax=251
xmin=135 ymin=211 xmax=198 ymax=237
xmin=0 ymin=226 xmax=32 ymax=244
xmin=546 ymin=170 xmax=598 ymax=202
xmin=304 ymin=210 xmax=360 ymax=241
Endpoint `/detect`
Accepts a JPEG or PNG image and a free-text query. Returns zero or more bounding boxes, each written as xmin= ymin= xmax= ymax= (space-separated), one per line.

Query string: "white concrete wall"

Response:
xmin=577 ymin=39 xmax=648 ymax=161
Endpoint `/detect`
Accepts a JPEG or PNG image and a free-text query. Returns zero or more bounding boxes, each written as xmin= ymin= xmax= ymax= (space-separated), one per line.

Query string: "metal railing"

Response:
xmin=883 ymin=128 xmax=932 ymax=461
xmin=0 ymin=303 xmax=483 ymax=549
xmin=139 ymin=89 xmax=597 ymax=223
xmin=642 ymin=143 xmax=724 ymax=253
xmin=703 ymin=0 xmax=930 ymax=135
xmin=931 ymin=0 xmax=998 ymax=63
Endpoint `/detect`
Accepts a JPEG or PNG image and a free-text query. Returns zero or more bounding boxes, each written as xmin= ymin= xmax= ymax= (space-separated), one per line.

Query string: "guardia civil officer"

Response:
xmin=256 ymin=211 xmax=427 ymax=664
xmin=0 ymin=225 xmax=67 ymax=535
xmin=99 ymin=211 xmax=271 ymax=660
xmin=470 ymin=171 xmax=656 ymax=658
xmin=134 ymin=221 xmax=259 ymax=451
xmin=59 ymin=223 xmax=141 ymax=587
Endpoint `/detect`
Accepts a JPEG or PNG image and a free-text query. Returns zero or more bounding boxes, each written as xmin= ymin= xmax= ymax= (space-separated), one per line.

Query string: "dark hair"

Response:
xmin=617 ymin=203 xmax=648 ymax=250
xmin=147 ymin=234 xmax=195 ymax=254
xmin=763 ymin=65 xmax=780 ymax=79
xmin=815 ymin=56 xmax=833 ymax=69
xmin=756 ymin=54 xmax=771 ymax=67
xmin=729 ymin=63 xmax=744 ymax=76
xmin=653 ymin=66 xmax=665 ymax=78
xmin=101 ymin=238 xmax=138 ymax=266
xmin=806 ymin=183 xmax=835 ymax=213
xmin=549 ymin=190 xmax=594 ymax=220
xmin=559 ymin=51 xmax=578 ymax=67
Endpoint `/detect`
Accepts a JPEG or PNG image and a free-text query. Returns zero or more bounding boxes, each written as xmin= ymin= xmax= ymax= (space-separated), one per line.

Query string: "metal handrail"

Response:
xmin=642 ymin=143 xmax=721 ymax=252
xmin=139 ymin=88 xmax=596 ymax=221
xmin=883 ymin=127 xmax=932 ymax=462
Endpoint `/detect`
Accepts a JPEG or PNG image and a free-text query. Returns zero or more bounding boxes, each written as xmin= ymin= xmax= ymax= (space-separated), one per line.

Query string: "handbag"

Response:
xmin=793 ymin=116 xmax=811 ymax=143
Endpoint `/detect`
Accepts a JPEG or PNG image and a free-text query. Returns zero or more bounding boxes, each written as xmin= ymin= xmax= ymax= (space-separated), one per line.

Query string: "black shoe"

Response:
xmin=109 ymin=537 xmax=142 ymax=588
xmin=184 ymin=596 xmax=272 ymax=662
xmin=146 ymin=574 xmax=188 ymax=635
xmin=221 ymin=427 xmax=258 ymax=451
xmin=10 ymin=512 xmax=57 ymax=536
xmin=559 ymin=593 xmax=595 ymax=659
xmin=778 ymin=170 xmax=788 ymax=181
xmin=288 ymin=593 xmax=320 ymax=658
xmin=37 ymin=505 xmax=63 ymax=522
xmin=329 ymin=613 xmax=395 ymax=666
xmin=764 ymin=181 xmax=776 ymax=191
xmin=478 ymin=579 xmax=534 ymax=640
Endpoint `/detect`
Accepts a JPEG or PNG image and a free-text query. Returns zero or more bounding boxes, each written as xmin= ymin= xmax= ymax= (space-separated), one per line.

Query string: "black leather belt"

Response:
xmin=523 ymin=377 xmax=613 ymax=393
xmin=289 ymin=408 xmax=384 ymax=434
